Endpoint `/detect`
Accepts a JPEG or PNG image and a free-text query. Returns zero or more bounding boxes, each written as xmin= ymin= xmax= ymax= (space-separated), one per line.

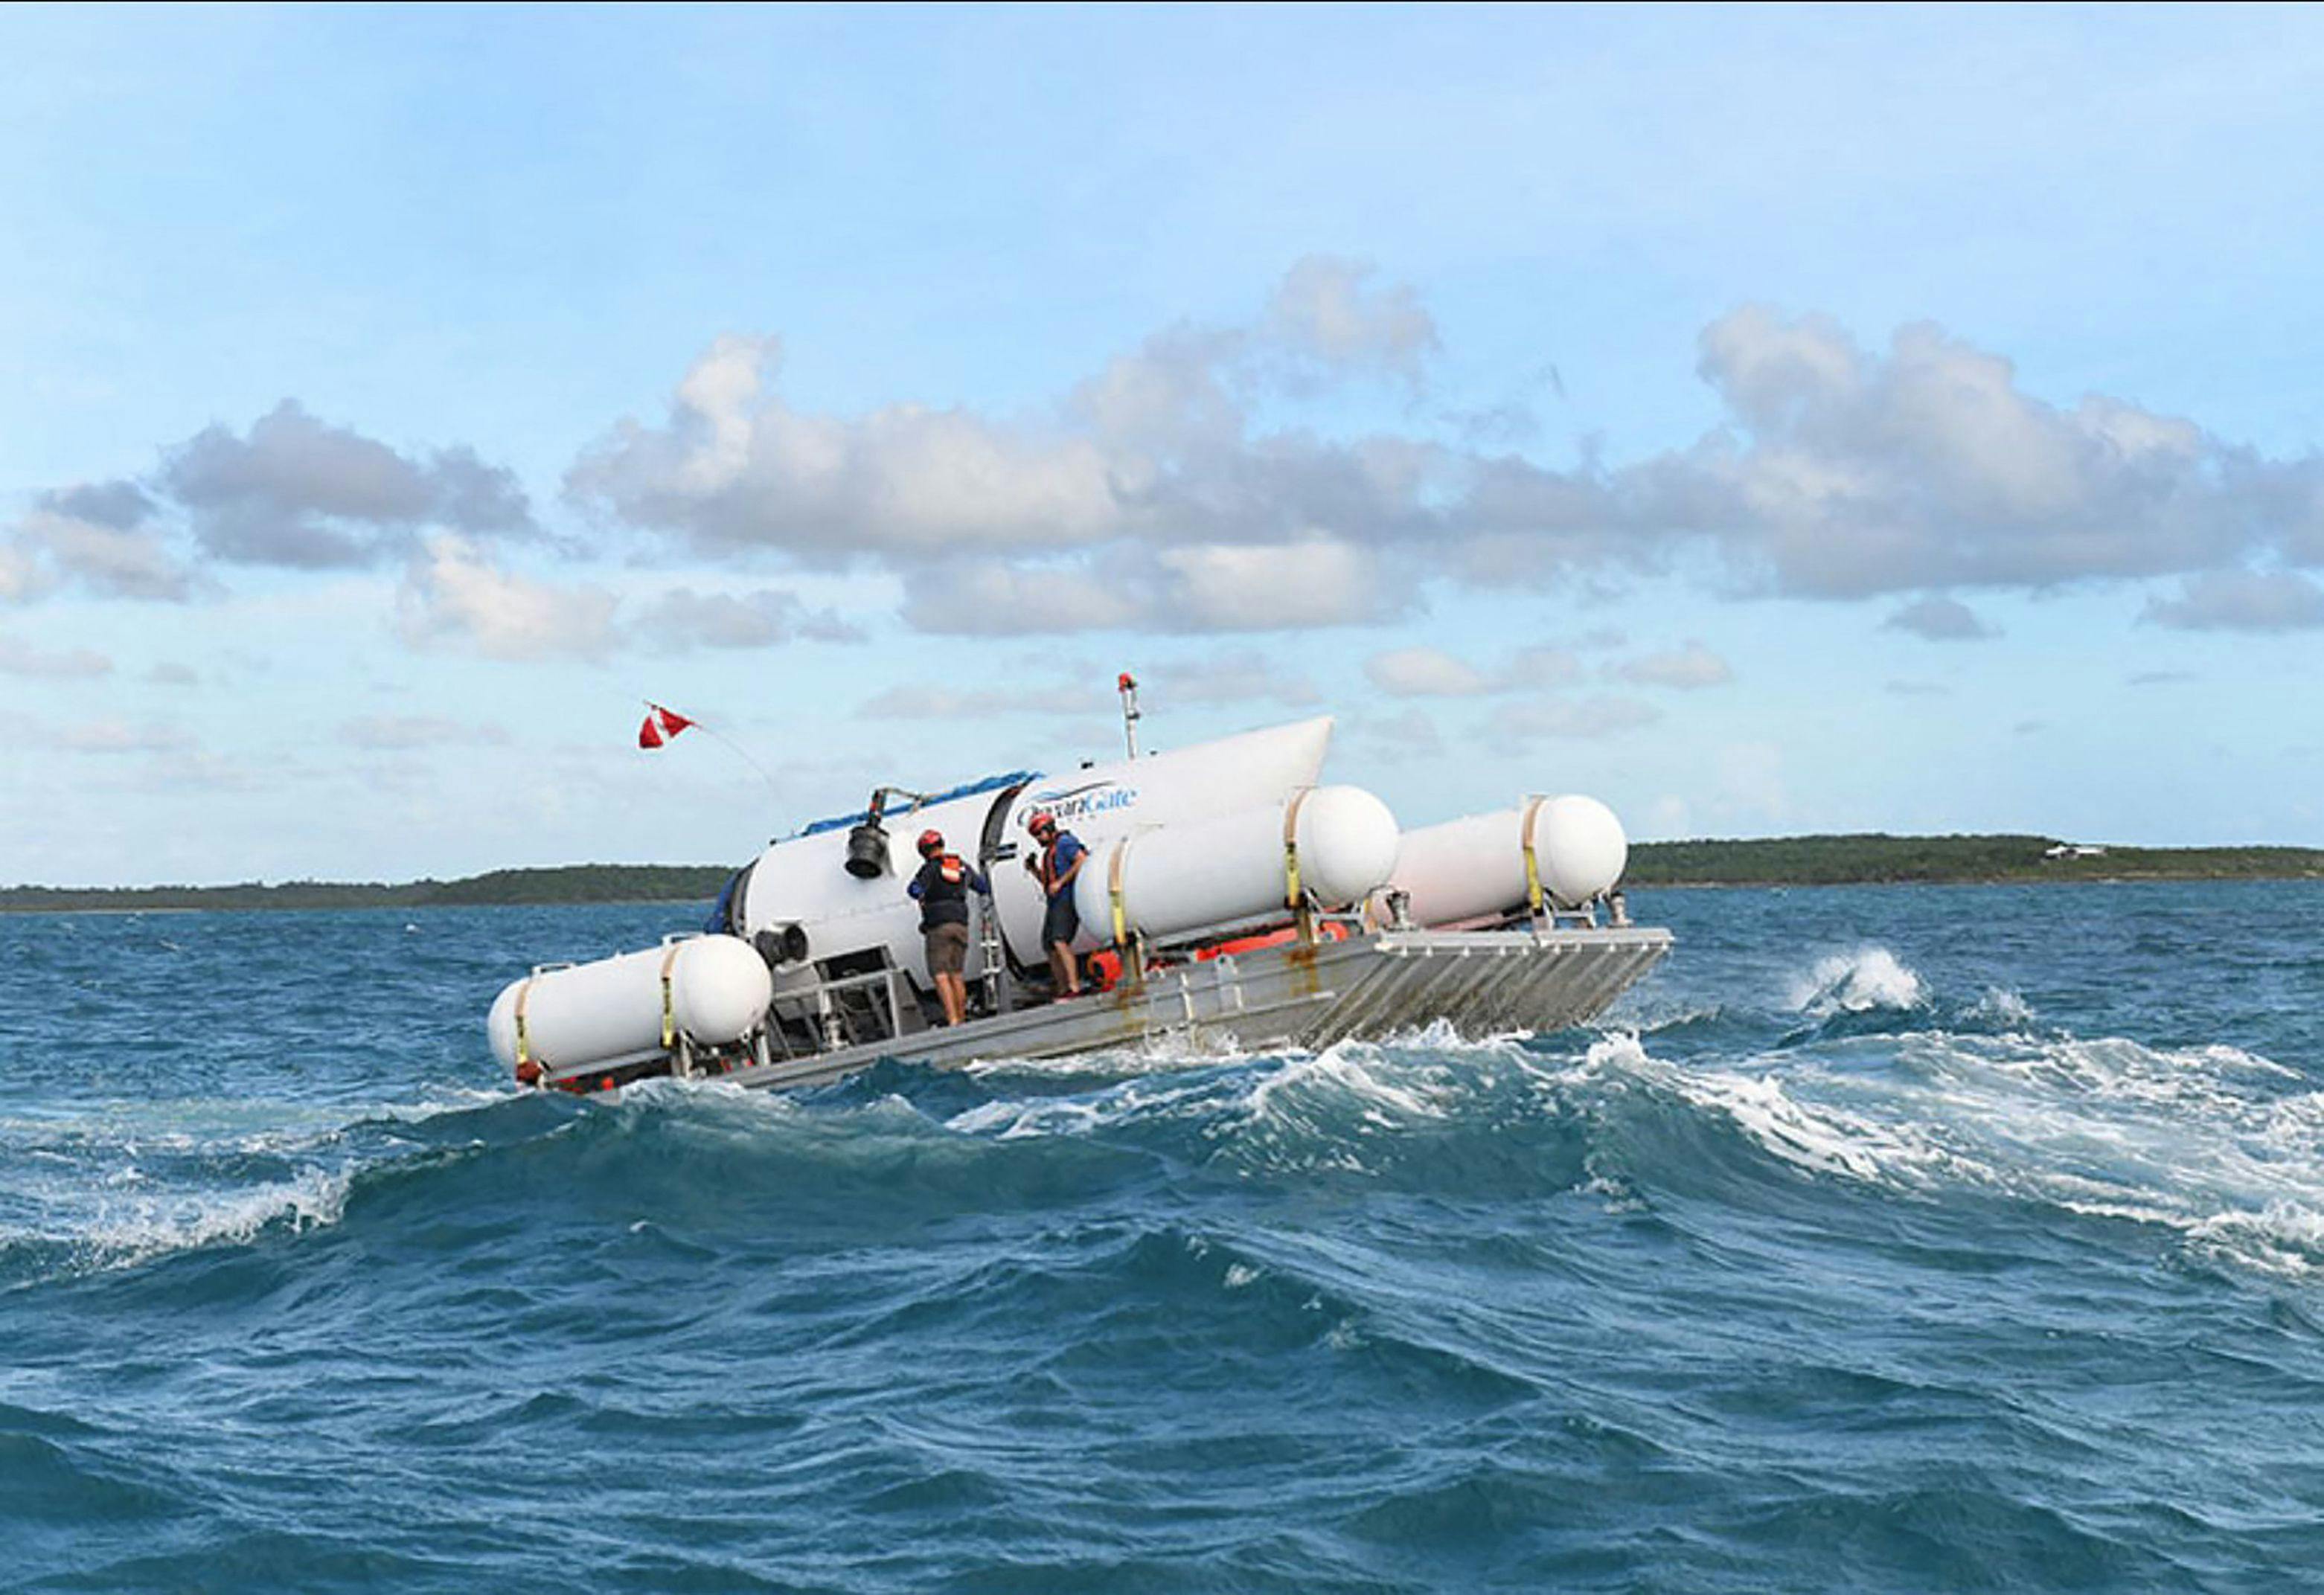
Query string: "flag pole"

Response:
xmin=641 ymin=700 xmax=785 ymax=804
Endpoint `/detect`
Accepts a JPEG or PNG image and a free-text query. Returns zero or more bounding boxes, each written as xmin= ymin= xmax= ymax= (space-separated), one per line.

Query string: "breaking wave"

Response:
xmin=10 ymin=1004 xmax=2320 ymax=1288
xmin=1787 ymin=945 xmax=1927 ymax=1014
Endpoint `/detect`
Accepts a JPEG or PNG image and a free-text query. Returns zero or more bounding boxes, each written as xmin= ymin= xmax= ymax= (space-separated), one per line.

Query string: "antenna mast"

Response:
xmin=1118 ymin=671 xmax=1142 ymax=758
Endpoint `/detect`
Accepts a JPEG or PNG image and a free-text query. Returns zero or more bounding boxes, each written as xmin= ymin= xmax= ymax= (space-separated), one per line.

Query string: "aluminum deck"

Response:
xmin=688 ymin=922 xmax=1671 ymax=1094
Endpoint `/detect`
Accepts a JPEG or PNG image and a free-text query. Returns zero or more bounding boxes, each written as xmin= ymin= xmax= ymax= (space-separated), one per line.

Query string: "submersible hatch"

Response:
xmin=486 ymin=688 xmax=1671 ymax=1094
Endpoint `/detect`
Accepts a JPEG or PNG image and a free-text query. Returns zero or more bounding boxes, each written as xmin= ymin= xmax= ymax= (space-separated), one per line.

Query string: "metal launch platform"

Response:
xmin=537 ymin=917 xmax=1674 ymax=1095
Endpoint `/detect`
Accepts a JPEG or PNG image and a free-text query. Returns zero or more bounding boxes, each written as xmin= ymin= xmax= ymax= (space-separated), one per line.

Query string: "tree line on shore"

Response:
xmin=5 ymin=836 xmax=2320 ymax=914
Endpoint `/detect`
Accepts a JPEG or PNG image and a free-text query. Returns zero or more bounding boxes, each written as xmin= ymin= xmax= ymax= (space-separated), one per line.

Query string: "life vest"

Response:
xmin=1038 ymin=833 xmax=1081 ymax=893
xmin=921 ymin=854 xmax=973 ymax=904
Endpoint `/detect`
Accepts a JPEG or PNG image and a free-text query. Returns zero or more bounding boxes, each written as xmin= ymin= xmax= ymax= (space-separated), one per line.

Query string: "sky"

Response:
xmin=4 ymin=3 xmax=2322 ymax=888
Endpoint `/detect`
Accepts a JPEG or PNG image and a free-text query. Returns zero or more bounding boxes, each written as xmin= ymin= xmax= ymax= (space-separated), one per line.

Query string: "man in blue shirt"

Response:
xmin=1025 ymin=810 xmax=1085 ymax=1000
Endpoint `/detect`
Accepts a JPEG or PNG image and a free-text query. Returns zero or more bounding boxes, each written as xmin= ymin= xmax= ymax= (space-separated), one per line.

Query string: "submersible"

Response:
xmin=487 ymin=709 xmax=1670 ymax=1092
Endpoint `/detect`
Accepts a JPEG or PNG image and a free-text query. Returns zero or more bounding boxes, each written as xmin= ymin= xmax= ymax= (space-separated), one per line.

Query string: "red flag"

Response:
xmin=638 ymin=705 xmax=694 ymax=750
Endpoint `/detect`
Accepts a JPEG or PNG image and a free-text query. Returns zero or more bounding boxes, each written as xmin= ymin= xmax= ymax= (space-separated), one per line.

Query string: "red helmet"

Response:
xmin=1028 ymin=811 xmax=1056 ymax=838
xmin=917 ymin=829 xmax=944 ymax=856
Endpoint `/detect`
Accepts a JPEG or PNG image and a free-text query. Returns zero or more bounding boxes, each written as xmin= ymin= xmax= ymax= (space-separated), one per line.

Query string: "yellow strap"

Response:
xmin=1520 ymin=795 xmax=1548 ymax=916
xmin=513 ymin=977 xmax=537 ymax=1068
xmin=658 ymin=945 xmax=682 ymax=1050
xmin=1107 ymin=838 xmax=1130 ymax=946
xmin=1282 ymin=788 xmax=1312 ymax=911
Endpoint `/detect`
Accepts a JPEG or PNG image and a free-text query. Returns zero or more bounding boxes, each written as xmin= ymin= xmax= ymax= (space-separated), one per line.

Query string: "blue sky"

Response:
xmin=4 ymin=4 xmax=2321 ymax=887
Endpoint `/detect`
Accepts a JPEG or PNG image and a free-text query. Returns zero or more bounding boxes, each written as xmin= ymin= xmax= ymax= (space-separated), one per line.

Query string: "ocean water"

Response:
xmin=2 ymin=882 xmax=2321 ymax=1593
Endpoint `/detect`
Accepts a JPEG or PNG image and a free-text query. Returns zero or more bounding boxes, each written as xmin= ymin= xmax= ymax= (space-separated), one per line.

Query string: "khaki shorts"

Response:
xmin=926 ymin=922 xmax=971 ymax=976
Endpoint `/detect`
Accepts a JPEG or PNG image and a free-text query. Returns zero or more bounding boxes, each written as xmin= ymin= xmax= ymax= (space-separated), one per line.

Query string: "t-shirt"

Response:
xmin=1040 ymin=832 xmax=1086 ymax=900
xmin=908 ymin=854 xmax=989 ymax=930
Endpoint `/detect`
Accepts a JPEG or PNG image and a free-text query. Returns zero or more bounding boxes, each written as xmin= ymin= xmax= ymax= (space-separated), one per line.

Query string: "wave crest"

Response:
xmin=1787 ymin=946 xmax=1926 ymax=1015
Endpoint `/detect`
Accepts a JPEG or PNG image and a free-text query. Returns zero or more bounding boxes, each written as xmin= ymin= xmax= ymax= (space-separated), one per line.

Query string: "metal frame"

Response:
xmin=532 ymin=910 xmax=1672 ymax=1094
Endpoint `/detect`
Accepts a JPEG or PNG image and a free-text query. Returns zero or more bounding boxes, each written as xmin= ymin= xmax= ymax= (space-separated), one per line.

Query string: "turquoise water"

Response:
xmin=3 ymin=882 xmax=2320 ymax=1591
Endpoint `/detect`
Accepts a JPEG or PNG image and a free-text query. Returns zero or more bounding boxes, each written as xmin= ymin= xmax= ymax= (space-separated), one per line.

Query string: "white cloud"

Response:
xmin=339 ymin=715 xmax=512 ymax=750
xmin=1365 ymin=646 xmax=1491 ymax=696
xmin=1493 ymin=693 xmax=1662 ymax=742
xmin=1364 ymin=642 xmax=1584 ymax=697
xmin=396 ymin=536 xmax=617 ymax=660
xmin=0 ymin=634 xmax=111 ymax=678
xmin=56 ymin=719 xmax=196 ymax=755
xmin=1350 ymin=705 xmax=1447 ymax=763
xmin=13 ymin=506 xmax=199 ymax=601
xmin=1263 ymin=255 xmax=1440 ymax=385
xmin=897 ymin=559 xmax=1145 ymax=635
xmin=1142 ymin=651 xmax=1323 ymax=707
xmin=2142 ymin=569 xmax=2324 ymax=632
xmin=857 ymin=684 xmax=1047 ymax=720
xmin=1654 ymin=308 xmax=2324 ymax=596
xmin=633 ymin=585 xmax=865 ymax=649
xmin=3 ymin=408 xmax=534 ymax=612
xmin=1882 ymin=595 xmax=1997 ymax=641
xmin=566 ymin=260 xmax=1560 ymax=626
xmin=0 ymin=539 xmax=52 ymax=602
xmin=572 ymin=275 xmax=2324 ymax=638
xmin=164 ymin=400 xmax=532 ymax=567
xmin=1643 ymin=794 xmax=1693 ymax=837
xmin=1154 ymin=537 xmax=1397 ymax=631
xmin=900 ymin=535 xmax=1399 ymax=635
xmin=1613 ymin=641 xmax=1734 ymax=688
xmin=1712 ymin=741 xmax=1790 ymax=824
xmin=860 ymin=651 xmax=1316 ymax=722
xmin=569 ymin=333 xmax=1124 ymax=559
xmin=19 ymin=269 xmax=2321 ymax=656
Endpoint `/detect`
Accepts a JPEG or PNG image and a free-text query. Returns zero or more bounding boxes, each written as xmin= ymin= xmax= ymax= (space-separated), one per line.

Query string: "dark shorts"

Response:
xmin=926 ymin=922 xmax=970 ymax=976
xmin=1043 ymin=893 xmax=1080 ymax=950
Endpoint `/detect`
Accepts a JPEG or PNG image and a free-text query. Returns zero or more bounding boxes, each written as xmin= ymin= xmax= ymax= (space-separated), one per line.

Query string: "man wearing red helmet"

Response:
xmin=1024 ymin=810 xmax=1086 ymax=1000
xmin=907 ymin=828 xmax=990 ymax=1027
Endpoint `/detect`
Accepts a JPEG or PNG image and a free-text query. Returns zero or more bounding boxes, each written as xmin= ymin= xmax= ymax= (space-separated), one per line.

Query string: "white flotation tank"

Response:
xmin=487 ymin=933 xmax=773 ymax=1074
xmin=1380 ymin=795 xmax=1628 ymax=928
xmin=1075 ymin=784 xmax=1401 ymax=945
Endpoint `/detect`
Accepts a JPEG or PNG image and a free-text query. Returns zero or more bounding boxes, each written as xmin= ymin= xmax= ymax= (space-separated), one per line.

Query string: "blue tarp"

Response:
xmin=794 ymin=770 xmax=1040 ymax=838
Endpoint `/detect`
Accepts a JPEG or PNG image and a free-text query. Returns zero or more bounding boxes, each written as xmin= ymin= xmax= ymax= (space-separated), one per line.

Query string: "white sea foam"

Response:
xmin=68 ymin=1164 xmax=353 ymax=1269
xmin=963 ymin=1027 xmax=1256 ymax=1082
xmin=1592 ymin=1013 xmax=2324 ymax=1279
xmin=1968 ymin=986 xmax=2036 ymax=1027
xmin=1786 ymin=946 xmax=1926 ymax=1015
xmin=1243 ymin=1043 xmax=1454 ymax=1125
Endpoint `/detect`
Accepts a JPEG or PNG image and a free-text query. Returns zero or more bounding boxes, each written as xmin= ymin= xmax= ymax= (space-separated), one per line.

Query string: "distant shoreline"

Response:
xmin=4 ymin=836 xmax=2320 ymax=914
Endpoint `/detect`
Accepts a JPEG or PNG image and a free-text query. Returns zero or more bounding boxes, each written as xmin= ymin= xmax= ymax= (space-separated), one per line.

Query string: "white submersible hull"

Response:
xmin=487 ymin=715 xmax=1671 ymax=1094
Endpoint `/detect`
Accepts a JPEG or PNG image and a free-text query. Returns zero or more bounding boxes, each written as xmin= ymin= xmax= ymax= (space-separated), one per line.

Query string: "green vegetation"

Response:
xmin=0 ymin=864 xmax=733 ymax=914
xmin=5 ymin=838 xmax=2320 ymax=914
xmin=1627 ymin=834 xmax=2324 ymax=887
